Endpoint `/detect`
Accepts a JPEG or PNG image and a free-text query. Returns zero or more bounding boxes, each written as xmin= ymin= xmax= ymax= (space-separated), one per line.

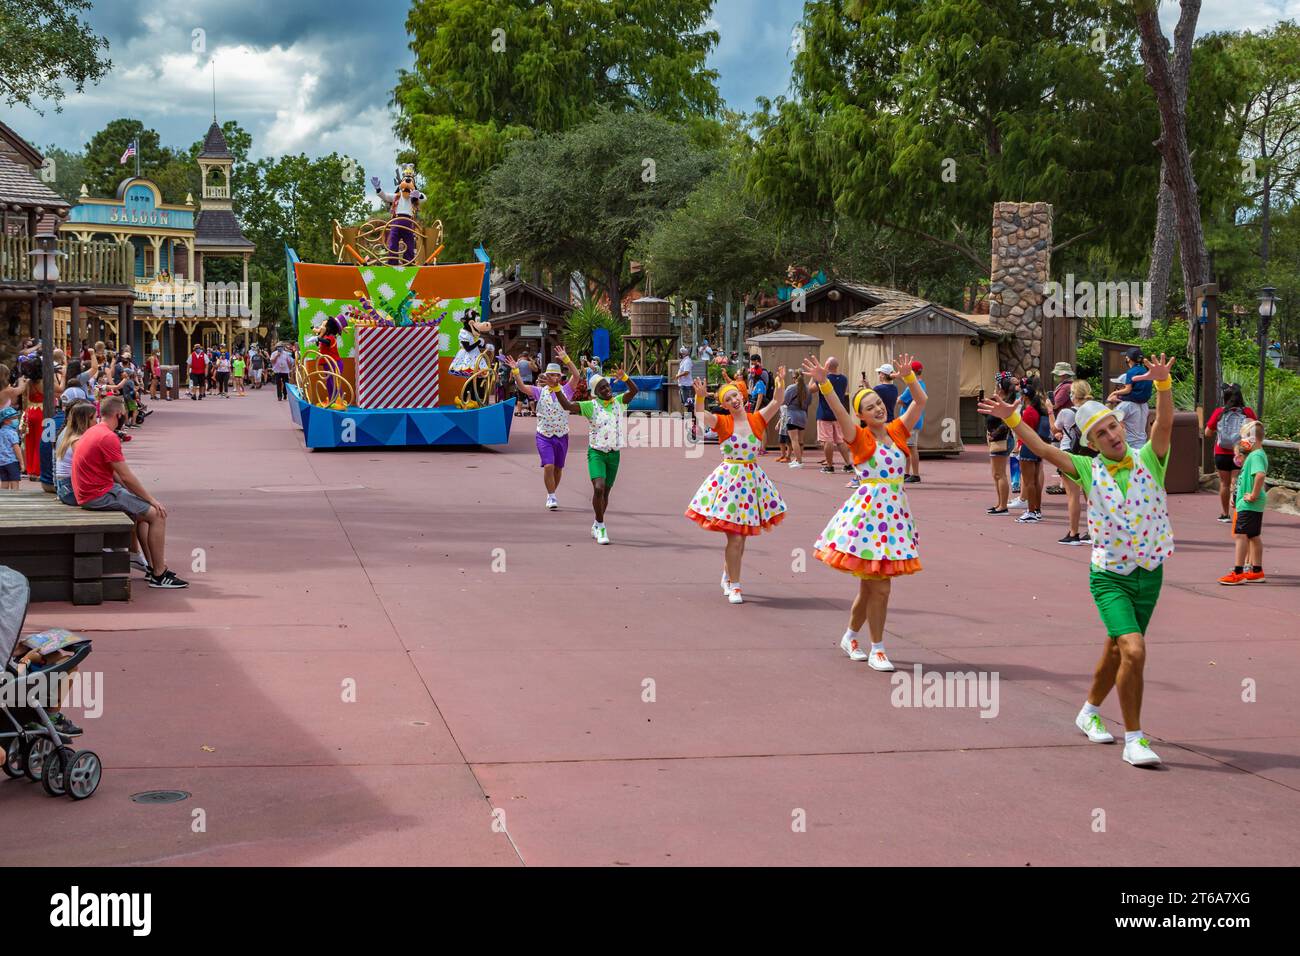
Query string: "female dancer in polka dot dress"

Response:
xmin=685 ymin=370 xmax=788 ymax=604
xmin=803 ymin=353 xmax=928 ymax=671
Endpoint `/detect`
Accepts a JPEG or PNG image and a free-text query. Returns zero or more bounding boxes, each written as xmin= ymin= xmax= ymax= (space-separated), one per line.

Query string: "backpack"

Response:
xmin=1216 ymin=407 xmax=1246 ymax=448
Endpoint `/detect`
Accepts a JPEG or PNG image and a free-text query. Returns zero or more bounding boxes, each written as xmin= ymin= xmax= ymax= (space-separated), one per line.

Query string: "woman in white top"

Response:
xmin=53 ymin=401 xmax=96 ymax=506
xmin=1053 ymin=379 xmax=1094 ymax=546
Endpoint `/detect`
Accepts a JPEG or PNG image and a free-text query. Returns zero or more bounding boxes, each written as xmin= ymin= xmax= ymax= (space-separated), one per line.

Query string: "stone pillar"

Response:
xmin=989 ymin=202 xmax=1052 ymax=378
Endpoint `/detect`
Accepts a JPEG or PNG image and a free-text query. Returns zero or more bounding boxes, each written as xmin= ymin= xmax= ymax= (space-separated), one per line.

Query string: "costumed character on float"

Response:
xmin=371 ymin=164 xmax=425 ymax=265
xmin=305 ymin=312 xmax=349 ymax=410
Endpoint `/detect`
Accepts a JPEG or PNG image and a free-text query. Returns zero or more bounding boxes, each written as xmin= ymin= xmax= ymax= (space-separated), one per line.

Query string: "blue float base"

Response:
xmin=288 ymin=387 xmax=516 ymax=449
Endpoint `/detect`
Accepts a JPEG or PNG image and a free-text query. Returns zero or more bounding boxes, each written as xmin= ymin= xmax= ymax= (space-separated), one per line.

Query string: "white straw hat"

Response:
xmin=1076 ymin=400 xmax=1119 ymax=443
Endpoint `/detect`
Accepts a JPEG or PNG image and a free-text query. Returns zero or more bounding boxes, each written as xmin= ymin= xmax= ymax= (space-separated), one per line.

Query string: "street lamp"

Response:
xmin=28 ymin=231 xmax=65 ymax=285
xmin=28 ymin=230 xmax=66 ymax=490
xmin=1256 ymin=287 xmax=1278 ymax=416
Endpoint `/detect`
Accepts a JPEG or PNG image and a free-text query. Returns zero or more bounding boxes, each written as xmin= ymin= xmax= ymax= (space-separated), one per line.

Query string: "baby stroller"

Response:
xmin=0 ymin=566 xmax=102 ymax=799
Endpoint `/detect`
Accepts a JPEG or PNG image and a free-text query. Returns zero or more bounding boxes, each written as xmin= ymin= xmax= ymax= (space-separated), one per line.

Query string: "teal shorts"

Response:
xmin=1089 ymin=564 xmax=1164 ymax=639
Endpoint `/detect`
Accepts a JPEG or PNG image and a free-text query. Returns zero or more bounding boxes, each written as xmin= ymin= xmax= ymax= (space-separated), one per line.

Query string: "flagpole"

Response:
xmin=136 ymin=138 xmax=141 ymax=178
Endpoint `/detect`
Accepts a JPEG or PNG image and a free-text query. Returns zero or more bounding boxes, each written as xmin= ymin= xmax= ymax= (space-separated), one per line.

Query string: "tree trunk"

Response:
xmin=608 ymin=270 xmax=623 ymax=322
xmin=1137 ymin=1 xmax=1214 ymax=386
xmin=1141 ymin=0 xmax=1195 ymax=340
xmin=1142 ymin=165 xmax=1176 ymax=339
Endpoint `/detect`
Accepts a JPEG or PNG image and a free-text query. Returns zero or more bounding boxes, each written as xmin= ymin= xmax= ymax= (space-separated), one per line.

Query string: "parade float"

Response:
xmin=285 ymin=163 xmax=512 ymax=449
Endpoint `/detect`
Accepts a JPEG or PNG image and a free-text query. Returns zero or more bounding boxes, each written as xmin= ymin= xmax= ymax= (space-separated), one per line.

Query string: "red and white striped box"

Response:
xmin=354 ymin=326 xmax=441 ymax=409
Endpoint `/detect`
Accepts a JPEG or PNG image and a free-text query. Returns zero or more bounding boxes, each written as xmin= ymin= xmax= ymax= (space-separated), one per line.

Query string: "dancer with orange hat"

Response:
xmin=804 ymin=353 xmax=927 ymax=671
xmin=685 ymin=369 xmax=788 ymax=604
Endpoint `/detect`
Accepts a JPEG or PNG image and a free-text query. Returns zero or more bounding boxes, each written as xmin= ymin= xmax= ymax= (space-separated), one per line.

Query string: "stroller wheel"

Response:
xmin=25 ymin=736 xmax=54 ymax=782
xmin=2 ymin=740 xmax=28 ymax=779
xmin=42 ymin=746 xmax=74 ymax=797
xmin=65 ymin=750 xmax=102 ymax=800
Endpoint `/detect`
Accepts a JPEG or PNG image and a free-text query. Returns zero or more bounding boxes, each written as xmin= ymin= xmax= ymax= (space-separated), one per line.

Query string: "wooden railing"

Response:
xmin=0 ymin=235 xmax=135 ymax=287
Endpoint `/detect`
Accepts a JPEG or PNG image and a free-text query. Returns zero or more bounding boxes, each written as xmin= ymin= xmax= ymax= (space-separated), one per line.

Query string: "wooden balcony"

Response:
xmin=0 ymin=235 xmax=134 ymax=287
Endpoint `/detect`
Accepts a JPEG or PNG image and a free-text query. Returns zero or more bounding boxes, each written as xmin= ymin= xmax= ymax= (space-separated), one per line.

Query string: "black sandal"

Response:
xmin=986 ymin=506 xmax=1009 ymax=515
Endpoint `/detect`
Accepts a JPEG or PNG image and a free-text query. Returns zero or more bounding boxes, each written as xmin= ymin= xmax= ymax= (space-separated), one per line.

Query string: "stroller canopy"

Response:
xmin=0 ymin=566 xmax=30 ymax=663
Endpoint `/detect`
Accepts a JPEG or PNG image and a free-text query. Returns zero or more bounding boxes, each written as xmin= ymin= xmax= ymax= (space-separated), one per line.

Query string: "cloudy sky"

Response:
xmin=5 ymin=0 xmax=1299 ymax=199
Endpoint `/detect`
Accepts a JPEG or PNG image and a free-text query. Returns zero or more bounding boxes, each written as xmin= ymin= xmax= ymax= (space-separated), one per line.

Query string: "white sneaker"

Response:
xmin=596 ymin=526 xmax=611 ymax=545
xmin=840 ymin=634 xmax=869 ymax=661
xmin=721 ymin=572 xmax=731 ymax=595
xmin=546 ymin=494 xmax=558 ymax=510
xmin=1123 ymin=737 xmax=1162 ymax=767
xmin=591 ymin=522 xmax=600 ymax=540
xmin=867 ymin=648 xmax=895 ymax=672
xmin=1075 ymin=712 xmax=1115 ymax=743
xmin=846 ymin=478 xmax=860 ymax=488
xmin=1008 ymin=497 xmax=1027 ymax=509
xmin=727 ymin=586 xmax=744 ymax=604
xmin=788 ymin=461 xmax=802 ymax=469
xmin=129 ymin=553 xmax=149 ymax=572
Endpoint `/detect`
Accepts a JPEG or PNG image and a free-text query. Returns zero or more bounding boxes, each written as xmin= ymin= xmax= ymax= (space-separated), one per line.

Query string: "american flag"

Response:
xmin=119 ymin=140 xmax=137 ymax=165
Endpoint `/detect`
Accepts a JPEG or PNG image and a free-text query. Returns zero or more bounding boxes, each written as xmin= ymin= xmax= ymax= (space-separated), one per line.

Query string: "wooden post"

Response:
xmin=41 ymin=294 xmax=55 ymax=422
xmin=70 ymin=295 xmax=80 ymax=359
xmin=1194 ymin=283 xmax=1218 ymax=475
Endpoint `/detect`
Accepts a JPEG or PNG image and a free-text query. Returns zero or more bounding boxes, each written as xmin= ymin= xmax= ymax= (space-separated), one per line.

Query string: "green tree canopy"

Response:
xmin=82 ymin=119 xmax=186 ymax=200
xmin=0 ymin=0 xmax=110 ymax=113
xmin=393 ymin=0 xmax=721 ymax=259
xmin=749 ymin=0 xmax=1241 ymax=284
xmin=477 ymin=110 xmax=716 ymax=319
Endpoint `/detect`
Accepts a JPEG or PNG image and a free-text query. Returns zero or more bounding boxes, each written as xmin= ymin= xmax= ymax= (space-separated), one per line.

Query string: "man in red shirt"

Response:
xmin=73 ymin=396 xmax=188 ymax=589
xmin=188 ymin=345 xmax=207 ymax=400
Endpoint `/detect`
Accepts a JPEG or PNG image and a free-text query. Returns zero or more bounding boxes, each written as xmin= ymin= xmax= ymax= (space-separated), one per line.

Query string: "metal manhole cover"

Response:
xmin=131 ymin=790 xmax=191 ymax=804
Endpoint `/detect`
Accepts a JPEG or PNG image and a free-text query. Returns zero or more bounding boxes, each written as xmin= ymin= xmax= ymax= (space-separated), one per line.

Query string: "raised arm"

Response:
xmin=554 ymin=346 xmax=581 ymax=392
xmin=610 ymin=367 xmax=638 ymax=403
xmin=691 ymin=378 xmax=717 ymax=429
xmin=894 ymin=354 xmax=928 ymax=433
xmin=759 ymin=366 xmax=786 ymax=422
xmin=978 ymin=395 xmax=1079 ymax=479
xmin=802 ymin=355 xmax=859 ymax=444
xmin=1131 ymin=352 xmax=1175 ymax=460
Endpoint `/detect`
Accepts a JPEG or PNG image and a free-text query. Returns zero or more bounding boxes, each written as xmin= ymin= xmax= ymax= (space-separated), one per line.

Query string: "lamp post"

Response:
xmin=1256 ymin=287 xmax=1278 ymax=417
xmin=28 ymin=230 xmax=65 ymax=491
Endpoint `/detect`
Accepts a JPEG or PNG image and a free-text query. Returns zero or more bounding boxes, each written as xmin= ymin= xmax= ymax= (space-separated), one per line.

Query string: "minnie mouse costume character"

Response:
xmin=449 ymin=308 xmax=495 ymax=376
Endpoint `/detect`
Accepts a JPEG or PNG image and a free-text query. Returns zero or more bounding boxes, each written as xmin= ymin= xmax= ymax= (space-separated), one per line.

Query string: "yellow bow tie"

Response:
xmin=1103 ymin=454 xmax=1133 ymax=476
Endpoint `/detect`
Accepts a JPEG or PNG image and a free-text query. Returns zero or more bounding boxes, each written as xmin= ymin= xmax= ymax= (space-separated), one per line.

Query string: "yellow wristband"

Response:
xmin=1154 ymin=378 xmax=1172 ymax=392
xmin=619 ymin=373 xmax=629 ymax=382
xmin=1004 ymin=410 xmax=1022 ymax=429
xmin=818 ymin=381 xmax=833 ymax=395
xmin=902 ymin=372 xmax=918 ymax=385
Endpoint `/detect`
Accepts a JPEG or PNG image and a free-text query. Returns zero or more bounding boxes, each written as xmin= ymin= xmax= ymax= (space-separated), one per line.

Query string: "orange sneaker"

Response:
xmin=1217 ymin=571 xmax=1246 ymax=585
xmin=1243 ymin=570 xmax=1266 ymax=583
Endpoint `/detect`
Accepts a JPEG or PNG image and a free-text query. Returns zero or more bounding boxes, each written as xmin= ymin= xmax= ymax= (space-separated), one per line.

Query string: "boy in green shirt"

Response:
xmin=1219 ymin=420 xmax=1269 ymax=585
xmin=980 ymin=353 xmax=1176 ymax=769
xmin=556 ymin=370 xmax=638 ymax=545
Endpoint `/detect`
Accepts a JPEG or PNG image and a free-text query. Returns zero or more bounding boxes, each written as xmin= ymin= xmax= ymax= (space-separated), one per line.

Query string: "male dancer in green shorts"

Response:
xmin=556 ymin=369 xmax=638 ymax=545
xmin=980 ymin=353 xmax=1175 ymax=768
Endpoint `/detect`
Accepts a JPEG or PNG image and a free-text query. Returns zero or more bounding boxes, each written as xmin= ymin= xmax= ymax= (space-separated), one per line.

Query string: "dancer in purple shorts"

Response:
xmin=505 ymin=347 xmax=581 ymax=510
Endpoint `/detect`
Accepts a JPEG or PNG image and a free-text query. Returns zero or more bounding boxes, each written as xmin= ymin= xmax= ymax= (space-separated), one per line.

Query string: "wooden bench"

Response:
xmin=0 ymin=492 xmax=133 ymax=605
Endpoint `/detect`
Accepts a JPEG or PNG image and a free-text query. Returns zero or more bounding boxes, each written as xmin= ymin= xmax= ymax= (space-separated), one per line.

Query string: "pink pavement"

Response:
xmin=3 ymin=391 xmax=1298 ymax=866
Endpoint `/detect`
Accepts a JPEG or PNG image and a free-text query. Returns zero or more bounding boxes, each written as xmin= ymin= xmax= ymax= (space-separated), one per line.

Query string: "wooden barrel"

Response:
xmin=629 ymin=297 xmax=671 ymax=336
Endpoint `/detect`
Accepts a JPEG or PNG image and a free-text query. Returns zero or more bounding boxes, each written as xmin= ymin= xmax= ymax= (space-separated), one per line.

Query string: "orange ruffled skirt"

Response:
xmin=685 ymin=509 xmax=785 ymax=536
xmin=815 ymin=547 xmax=922 ymax=580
